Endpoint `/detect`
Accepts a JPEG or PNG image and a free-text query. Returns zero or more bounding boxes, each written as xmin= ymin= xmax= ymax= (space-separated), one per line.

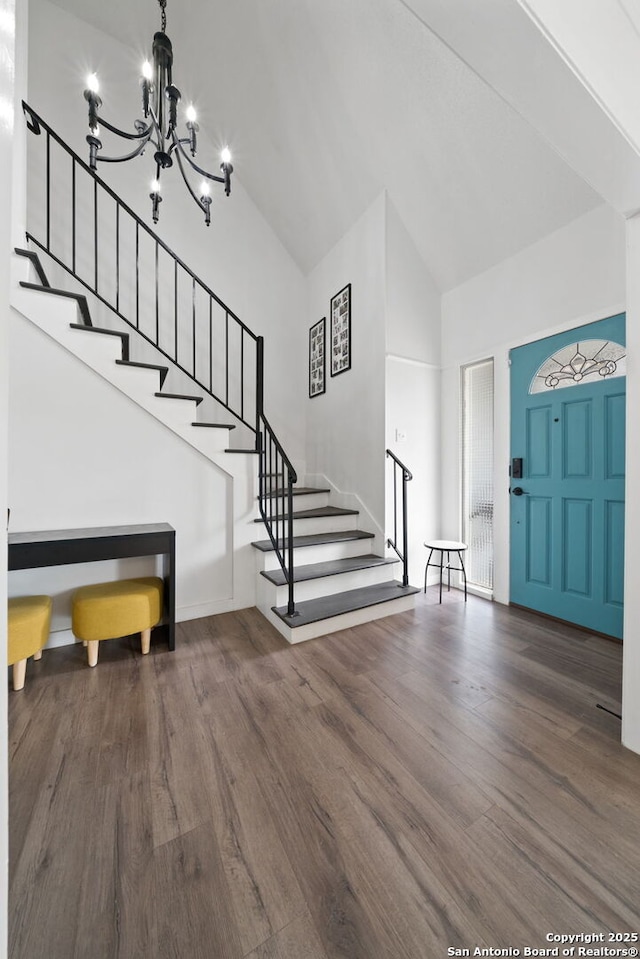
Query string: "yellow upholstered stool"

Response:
xmin=8 ymin=595 xmax=52 ymax=691
xmin=71 ymin=577 xmax=163 ymax=667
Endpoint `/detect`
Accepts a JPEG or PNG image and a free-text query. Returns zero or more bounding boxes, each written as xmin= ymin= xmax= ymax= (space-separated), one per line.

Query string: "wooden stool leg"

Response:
xmin=13 ymin=659 xmax=27 ymax=691
xmin=87 ymin=641 xmax=99 ymax=668
xmin=33 ymin=649 xmax=43 ymax=662
xmin=141 ymin=628 xmax=151 ymax=655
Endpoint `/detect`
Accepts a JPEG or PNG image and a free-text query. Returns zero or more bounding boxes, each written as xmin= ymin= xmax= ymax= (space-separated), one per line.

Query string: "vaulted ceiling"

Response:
xmin=47 ymin=0 xmax=603 ymax=290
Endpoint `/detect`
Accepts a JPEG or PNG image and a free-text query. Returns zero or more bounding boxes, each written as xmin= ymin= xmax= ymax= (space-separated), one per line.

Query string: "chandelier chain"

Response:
xmin=158 ymin=0 xmax=167 ymax=33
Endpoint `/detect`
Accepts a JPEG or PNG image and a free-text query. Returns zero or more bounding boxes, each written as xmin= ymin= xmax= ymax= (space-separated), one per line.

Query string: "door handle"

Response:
xmin=511 ymin=486 xmax=528 ymax=496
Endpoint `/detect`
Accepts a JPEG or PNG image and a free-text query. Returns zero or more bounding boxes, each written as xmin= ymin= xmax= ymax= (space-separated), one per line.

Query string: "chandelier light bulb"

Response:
xmin=186 ymin=104 xmax=197 ymax=124
xmin=142 ymin=60 xmax=153 ymax=81
xmin=200 ymin=181 xmax=210 ymax=196
xmin=221 ymin=147 xmax=231 ymax=165
xmin=151 ymin=178 xmax=161 ymax=195
xmin=86 ymin=73 xmax=100 ymax=94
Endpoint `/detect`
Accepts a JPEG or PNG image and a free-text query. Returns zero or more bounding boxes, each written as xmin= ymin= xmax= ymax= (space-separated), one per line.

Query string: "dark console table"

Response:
xmin=8 ymin=522 xmax=176 ymax=650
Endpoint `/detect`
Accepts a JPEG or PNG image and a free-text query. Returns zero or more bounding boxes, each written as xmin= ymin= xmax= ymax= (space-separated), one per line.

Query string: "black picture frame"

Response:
xmin=309 ymin=317 xmax=326 ymax=397
xmin=330 ymin=283 xmax=351 ymax=376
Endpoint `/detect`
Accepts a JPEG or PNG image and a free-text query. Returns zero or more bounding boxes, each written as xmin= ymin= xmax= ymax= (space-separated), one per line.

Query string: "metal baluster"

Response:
xmin=115 ymin=203 xmax=120 ymax=314
xmin=287 ymin=469 xmax=295 ymax=615
xmin=155 ymin=239 xmax=159 ymax=346
xmin=209 ymin=298 xmax=213 ymax=392
xmin=225 ymin=311 xmax=229 ymax=410
xmin=402 ymin=467 xmax=409 ymax=587
xmin=71 ymin=157 xmax=76 ymax=275
xmin=135 ymin=222 xmax=139 ymax=329
xmin=46 ymin=131 xmax=50 ymax=252
xmin=192 ymin=277 xmax=196 ymax=377
xmin=94 ymin=178 xmax=98 ymax=293
xmin=240 ymin=329 xmax=244 ymax=424
xmin=174 ymin=261 xmax=178 ymax=362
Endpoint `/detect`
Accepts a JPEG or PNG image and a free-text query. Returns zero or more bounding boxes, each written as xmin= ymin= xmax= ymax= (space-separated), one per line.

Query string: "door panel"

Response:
xmin=526 ymin=497 xmax=552 ymax=586
xmin=510 ymin=313 xmax=626 ymax=638
xmin=562 ymin=498 xmax=591 ymax=596
xmin=563 ymin=400 xmax=591 ymax=478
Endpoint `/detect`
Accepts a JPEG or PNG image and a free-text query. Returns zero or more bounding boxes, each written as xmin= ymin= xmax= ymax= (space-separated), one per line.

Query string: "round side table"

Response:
xmin=423 ymin=540 xmax=468 ymax=603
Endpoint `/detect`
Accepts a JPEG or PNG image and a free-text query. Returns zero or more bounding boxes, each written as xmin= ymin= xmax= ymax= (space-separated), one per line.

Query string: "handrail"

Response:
xmin=386 ymin=449 xmax=412 ymax=587
xmin=257 ymin=412 xmax=298 ymax=617
xmin=24 ymin=102 xmax=299 ymax=614
xmin=22 ymin=101 xmax=257 ymax=432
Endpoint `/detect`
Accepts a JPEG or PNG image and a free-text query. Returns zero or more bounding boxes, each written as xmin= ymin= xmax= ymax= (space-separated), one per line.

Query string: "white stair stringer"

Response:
xmin=11 ymin=251 xmax=261 ymax=613
xmin=11 ymin=253 xmax=250 ymax=478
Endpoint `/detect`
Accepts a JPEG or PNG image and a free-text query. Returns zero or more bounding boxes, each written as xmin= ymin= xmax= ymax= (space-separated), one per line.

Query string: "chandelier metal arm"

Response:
xmin=97 ymin=115 xmax=154 ymax=142
xmin=96 ymin=139 xmax=153 ymax=164
xmin=172 ymin=140 xmax=211 ymax=215
xmin=170 ymin=133 xmax=226 ymax=186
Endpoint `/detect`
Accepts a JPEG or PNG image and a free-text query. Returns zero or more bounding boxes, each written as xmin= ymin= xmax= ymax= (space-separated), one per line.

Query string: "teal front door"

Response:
xmin=509 ymin=314 xmax=626 ymax=638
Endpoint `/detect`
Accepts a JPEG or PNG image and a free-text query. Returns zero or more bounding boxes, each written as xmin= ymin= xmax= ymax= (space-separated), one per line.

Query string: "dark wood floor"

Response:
xmin=9 ymin=590 xmax=640 ymax=958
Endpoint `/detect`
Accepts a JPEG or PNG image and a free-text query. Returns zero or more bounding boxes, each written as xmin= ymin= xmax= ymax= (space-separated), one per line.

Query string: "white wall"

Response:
xmin=8 ymin=312 xmax=257 ymax=646
xmin=385 ymin=196 xmax=441 ymax=586
xmin=441 ymin=202 xmax=625 ymax=606
xmin=306 ymin=194 xmax=387 ymax=532
xmin=28 ymin=0 xmax=307 ymax=466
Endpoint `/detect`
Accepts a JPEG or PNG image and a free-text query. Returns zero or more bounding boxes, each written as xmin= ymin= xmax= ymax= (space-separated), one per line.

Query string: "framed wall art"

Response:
xmin=309 ymin=317 xmax=326 ymax=397
xmin=330 ymin=283 xmax=351 ymax=376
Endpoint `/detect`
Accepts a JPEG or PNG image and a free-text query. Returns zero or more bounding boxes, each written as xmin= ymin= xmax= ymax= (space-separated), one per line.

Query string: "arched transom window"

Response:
xmin=529 ymin=339 xmax=626 ymax=394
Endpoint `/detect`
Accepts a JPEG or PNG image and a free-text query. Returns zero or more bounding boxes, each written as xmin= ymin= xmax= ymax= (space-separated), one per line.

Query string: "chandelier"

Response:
xmin=83 ymin=0 xmax=233 ymax=227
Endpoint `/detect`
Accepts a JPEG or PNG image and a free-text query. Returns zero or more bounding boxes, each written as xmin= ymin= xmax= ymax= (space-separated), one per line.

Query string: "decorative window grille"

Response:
xmin=529 ymin=340 xmax=626 ymax=394
xmin=461 ymin=359 xmax=494 ymax=591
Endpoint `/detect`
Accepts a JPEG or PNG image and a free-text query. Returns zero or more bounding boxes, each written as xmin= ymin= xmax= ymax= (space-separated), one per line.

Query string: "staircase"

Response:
xmin=15 ymin=103 xmax=419 ymax=645
xmin=252 ymin=485 xmax=418 ymax=643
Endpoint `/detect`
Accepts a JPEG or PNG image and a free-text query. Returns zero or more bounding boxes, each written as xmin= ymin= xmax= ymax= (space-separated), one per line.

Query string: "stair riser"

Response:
xmin=259 ymin=537 xmax=373 ymax=571
xmin=256 ymin=513 xmax=355 ymax=538
xmin=149 ymin=397 xmax=201 ymax=426
xmin=14 ymin=290 xmax=123 ymax=363
xmin=263 ymin=492 xmax=330 ymax=512
xmin=187 ymin=427 xmax=234 ymax=455
xmin=260 ymin=563 xmax=396 ymax=605
xmin=259 ymin=593 xmax=417 ymax=644
xmin=111 ymin=367 xmax=163 ymax=401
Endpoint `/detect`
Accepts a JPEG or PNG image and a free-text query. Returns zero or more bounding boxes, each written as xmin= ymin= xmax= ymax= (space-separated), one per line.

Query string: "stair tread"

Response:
xmin=116 ymin=359 xmax=167 ymax=372
xmin=272 ymin=581 xmax=420 ymax=628
xmin=262 ymin=486 xmax=331 ymax=496
xmin=226 ymin=448 xmax=259 ymax=454
xmin=70 ymin=323 xmax=125 ymax=336
xmin=192 ymin=422 xmax=236 ymax=430
xmin=253 ymin=505 xmax=358 ymax=524
xmin=251 ymin=529 xmax=373 ymax=552
xmin=154 ymin=392 xmax=203 ymax=405
xmin=22 ymin=282 xmax=92 ymax=326
xmin=261 ymin=554 xmax=398 ymax=586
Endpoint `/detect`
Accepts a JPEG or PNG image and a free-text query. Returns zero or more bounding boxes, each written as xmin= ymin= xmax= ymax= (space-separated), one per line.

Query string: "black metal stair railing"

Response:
xmin=386 ymin=449 xmax=412 ymax=587
xmin=22 ymin=101 xmax=299 ymax=614
xmin=22 ymin=101 xmax=258 ymax=434
xmin=255 ymin=339 xmax=297 ymax=617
